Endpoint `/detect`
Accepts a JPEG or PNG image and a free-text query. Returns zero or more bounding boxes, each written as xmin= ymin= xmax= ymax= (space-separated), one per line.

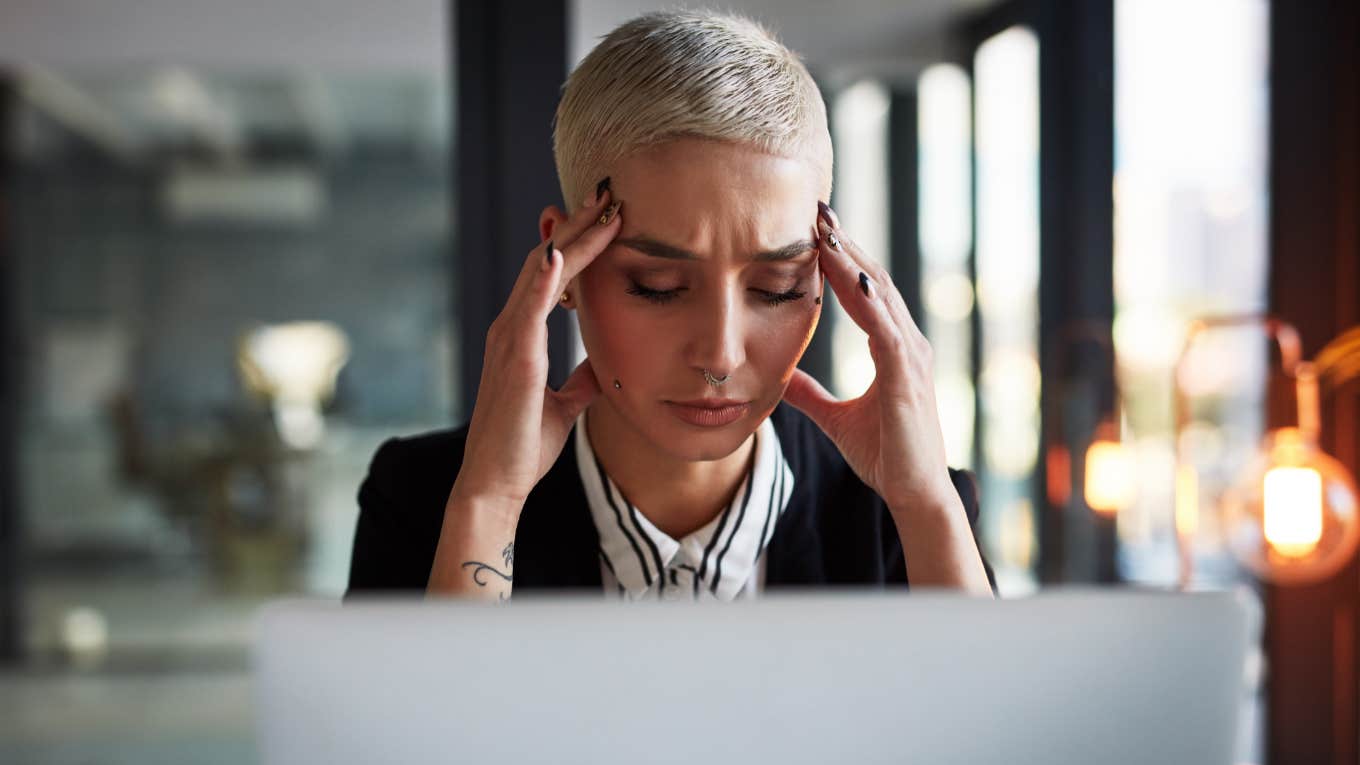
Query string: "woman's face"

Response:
xmin=569 ymin=139 xmax=826 ymax=462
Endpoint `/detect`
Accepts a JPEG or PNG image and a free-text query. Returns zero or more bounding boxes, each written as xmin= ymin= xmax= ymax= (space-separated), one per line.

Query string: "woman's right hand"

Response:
xmin=451 ymin=185 xmax=622 ymax=514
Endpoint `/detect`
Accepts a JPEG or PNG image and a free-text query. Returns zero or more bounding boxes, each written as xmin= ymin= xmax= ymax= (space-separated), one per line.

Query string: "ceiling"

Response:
xmin=3 ymin=0 xmax=995 ymax=163
xmin=1 ymin=0 xmax=992 ymax=74
xmin=0 ymin=0 xmax=446 ymax=72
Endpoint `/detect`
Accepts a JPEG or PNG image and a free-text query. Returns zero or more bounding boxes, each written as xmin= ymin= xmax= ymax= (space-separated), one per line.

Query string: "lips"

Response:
xmin=663 ymin=398 xmax=751 ymax=428
xmin=666 ymin=397 xmax=750 ymax=409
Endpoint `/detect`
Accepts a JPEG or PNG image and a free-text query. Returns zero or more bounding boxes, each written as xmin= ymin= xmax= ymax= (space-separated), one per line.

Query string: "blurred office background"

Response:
xmin=0 ymin=1 xmax=1356 ymax=764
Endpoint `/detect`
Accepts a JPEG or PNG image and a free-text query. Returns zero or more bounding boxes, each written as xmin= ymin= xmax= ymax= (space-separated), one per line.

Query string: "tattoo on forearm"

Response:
xmin=461 ymin=542 xmax=514 ymax=601
xmin=460 ymin=560 xmax=512 ymax=585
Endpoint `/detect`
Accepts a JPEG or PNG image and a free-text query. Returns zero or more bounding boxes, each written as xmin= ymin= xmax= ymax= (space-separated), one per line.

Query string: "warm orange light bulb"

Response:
xmin=1262 ymin=465 xmax=1324 ymax=558
xmin=1220 ymin=425 xmax=1359 ymax=583
xmin=1084 ymin=439 xmax=1135 ymax=514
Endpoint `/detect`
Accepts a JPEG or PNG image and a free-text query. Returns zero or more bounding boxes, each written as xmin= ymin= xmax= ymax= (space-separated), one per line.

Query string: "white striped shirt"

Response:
xmin=573 ymin=410 xmax=795 ymax=601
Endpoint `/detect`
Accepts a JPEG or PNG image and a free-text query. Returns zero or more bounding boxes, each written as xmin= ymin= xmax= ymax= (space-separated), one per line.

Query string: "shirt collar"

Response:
xmin=573 ymin=409 xmax=793 ymax=601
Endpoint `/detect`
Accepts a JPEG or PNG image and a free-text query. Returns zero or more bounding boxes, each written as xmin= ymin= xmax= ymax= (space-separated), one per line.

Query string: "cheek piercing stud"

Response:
xmin=613 ymin=379 xmax=622 ymax=390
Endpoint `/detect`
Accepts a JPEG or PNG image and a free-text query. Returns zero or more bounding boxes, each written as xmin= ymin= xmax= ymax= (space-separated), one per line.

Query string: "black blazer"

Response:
xmin=347 ymin=402 xmax=997 ymax=596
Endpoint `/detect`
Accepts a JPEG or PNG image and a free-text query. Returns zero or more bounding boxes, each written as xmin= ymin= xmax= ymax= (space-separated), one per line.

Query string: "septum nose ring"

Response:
xmin=703 ymin=369 xmax=730 ymax=386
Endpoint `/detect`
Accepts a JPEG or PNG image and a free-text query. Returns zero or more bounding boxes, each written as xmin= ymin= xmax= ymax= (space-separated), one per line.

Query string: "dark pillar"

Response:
xmin=1265 ymin=2 xmax=1360 ymax=763
xmin=454 ymin=0 xmax=571 ymax=420
xmin=0 ymin=73 xmax=22 ymax=664
xmin=1034 ymin=0 xmax=1116 ymax=584
xmin=889 ymin=89 xmax=923 ymax=320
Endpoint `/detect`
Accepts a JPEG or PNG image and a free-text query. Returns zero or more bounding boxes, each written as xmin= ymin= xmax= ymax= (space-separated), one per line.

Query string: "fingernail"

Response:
xmin=598 ymin=201 xmax=620 ymax=225
xmin=859 ymin=272 xmax=872 ymax=297
xmin=542 ymin=240 xmax=554 ymax=271
xmin=595 ymin=176 xmax=612 ymax=203
xmin=818 ymin=200 xmax=840 ymax=229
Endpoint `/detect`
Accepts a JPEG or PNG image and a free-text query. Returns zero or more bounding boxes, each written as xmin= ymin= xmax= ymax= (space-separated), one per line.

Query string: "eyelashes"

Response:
xmin=624 ymin=282 xmax=680 ymax=304
xmin=626 ymin=280 xmax=807 ymax=307
xmin=759 ymin=288 xmax=808 ymax=306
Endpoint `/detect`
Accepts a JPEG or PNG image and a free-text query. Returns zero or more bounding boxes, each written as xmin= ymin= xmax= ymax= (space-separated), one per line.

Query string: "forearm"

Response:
xmin=426 ymin=488 xmax=522 ymax=601
xmin=890 ymin=494 xmax=994 ymax=597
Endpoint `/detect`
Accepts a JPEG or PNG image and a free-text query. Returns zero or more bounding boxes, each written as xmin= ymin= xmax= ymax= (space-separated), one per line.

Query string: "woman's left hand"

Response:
xmin=782 ymin=202 xmax=958 ymax=516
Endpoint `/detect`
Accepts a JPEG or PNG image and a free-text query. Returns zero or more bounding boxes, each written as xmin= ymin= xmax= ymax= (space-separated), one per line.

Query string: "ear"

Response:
xmin=539 ymin=204 xmax=568 ymax=242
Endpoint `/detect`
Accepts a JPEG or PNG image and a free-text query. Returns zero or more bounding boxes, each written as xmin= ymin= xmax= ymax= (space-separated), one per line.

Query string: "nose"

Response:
xmin=685 ymin=286 xmax=746 ymax=381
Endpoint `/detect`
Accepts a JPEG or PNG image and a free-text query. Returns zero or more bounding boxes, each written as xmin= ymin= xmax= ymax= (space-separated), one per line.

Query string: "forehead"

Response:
xmin=610 ymin=139 xmax=823 ymax=251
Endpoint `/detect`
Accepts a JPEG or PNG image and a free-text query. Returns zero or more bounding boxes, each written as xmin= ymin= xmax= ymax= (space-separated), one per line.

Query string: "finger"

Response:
xmin=530 ymin=239 xmax=569 ymax=318
xmin=543 ymin=358 xmax=601 ymax=446
xmin=816 ymin=219 xmax=905 ymax=368
xmin=503 ymin=186 xmax=614 ymax=318
xmin=555 ymin=198 xmax=623 ymax=291
xmin=851 ymin=251 xmax=919 ymax=340
xmin=507 ymin=239 xmax=568 ymax=334
xmin=551 ymin=184 xmax=616 ymax=253
xmin=817 ymin=200 xmax=842 ymax=229
xmin=818 ymin=207 xmax=922 ymax=338
xmin=781 ymin=367 xmax=843 ymax=433
xmin=818 ymin=204 xmax=880 ymax=282
xmin=550 ymin=358 xmax=601 ymax=421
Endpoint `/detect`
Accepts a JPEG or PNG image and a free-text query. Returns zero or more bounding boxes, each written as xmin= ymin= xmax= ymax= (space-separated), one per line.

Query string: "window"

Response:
xmin=1112 ymin=0 xmax=1270 ymax=588
xmin=13 ymin=66 xmax=451 ymax=651
xmin=974 ymin=26 xmax=1042 ymax=594
xmin=829 ymin=80 xmax=892 ymax=399
xmin=917 ymin=63 xmax=976 ymax=471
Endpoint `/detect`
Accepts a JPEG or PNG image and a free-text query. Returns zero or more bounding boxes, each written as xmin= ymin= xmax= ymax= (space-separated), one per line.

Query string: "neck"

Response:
xmin=585 ymin=400 xmax=755 ymax=539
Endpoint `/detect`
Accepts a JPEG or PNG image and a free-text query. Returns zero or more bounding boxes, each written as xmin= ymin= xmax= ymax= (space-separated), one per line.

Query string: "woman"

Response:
xmin=348 ymin=10 xmax=995 ymax=601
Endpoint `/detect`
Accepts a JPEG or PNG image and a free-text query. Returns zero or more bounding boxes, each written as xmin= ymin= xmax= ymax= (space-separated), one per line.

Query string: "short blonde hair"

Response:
xmin=553 ymin=10 xmax=833 ymax=210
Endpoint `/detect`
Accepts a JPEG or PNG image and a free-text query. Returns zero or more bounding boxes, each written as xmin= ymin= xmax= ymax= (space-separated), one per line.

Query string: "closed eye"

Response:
xmin=756 ymin=288 xmax=807 ymax=306
xmin=626 ymin=280 xmax=807 ymax=307
xmin=625 ymin=282 xmax=685 ymax=304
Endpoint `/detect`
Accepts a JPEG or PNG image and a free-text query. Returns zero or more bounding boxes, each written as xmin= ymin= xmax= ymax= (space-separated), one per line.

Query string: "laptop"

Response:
xmin=254 ymin=588 xmax=1257 ymax=765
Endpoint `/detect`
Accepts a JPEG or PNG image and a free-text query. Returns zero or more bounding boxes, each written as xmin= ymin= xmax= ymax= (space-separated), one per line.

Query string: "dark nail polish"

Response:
xmin=595 ymin=176 xmax=612 ymax=202
xmin=818 ymin=200 xmax=839 ymax=229
xmin=598 ymin=201 xmax=620 ymax=225
xmin=859 ymin=272 xmax=871 ymax=296
xmin=545 ymin=239 xmax=554 ymax=264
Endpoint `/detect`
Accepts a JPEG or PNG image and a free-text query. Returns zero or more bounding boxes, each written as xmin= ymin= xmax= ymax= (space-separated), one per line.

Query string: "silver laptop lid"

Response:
xmin=255 ymin=589 xmax=1256 ymax=765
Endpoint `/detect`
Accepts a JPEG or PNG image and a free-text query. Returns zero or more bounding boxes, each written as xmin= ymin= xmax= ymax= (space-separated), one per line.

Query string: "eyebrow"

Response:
xmin=615 ymin=236 xmax=816 ymax=263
